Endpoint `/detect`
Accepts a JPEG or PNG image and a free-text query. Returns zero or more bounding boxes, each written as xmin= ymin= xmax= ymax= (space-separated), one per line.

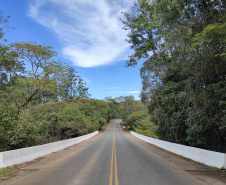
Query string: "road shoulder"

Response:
xmin=124 ymin=131 xmax=226 ymax=185
xmin=0 ymin=122 xmax=111 ymax=184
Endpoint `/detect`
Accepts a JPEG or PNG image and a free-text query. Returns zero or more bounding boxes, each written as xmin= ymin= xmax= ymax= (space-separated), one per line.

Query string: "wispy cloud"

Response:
xmin=108 ymin=91 xmax=140 ymax=94
xmin=105 ymin=87 xmax=120 ymax=90
xmin=28 ymin=0 xmax=134 ymax=67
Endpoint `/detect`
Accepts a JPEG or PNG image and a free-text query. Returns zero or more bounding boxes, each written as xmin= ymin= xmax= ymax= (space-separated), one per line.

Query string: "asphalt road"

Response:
xmin=1 ymin=119 xmax=203 ymax=185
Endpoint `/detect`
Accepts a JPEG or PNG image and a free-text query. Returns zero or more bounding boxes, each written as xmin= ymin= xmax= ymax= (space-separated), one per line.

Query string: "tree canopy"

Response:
xmin=122 ymin=0 xmax=226 ymax=152
xmin=0 ymin=12 xmax=91 ymax=151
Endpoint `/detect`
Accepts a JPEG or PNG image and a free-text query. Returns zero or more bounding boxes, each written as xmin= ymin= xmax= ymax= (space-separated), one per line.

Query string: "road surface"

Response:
xmin=1 ymin=119 xmax=225 ymax=185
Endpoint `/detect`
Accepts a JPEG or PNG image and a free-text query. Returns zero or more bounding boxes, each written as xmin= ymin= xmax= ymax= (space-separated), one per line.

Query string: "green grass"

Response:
xmin=135 ymin=128 xmax=159 ymax=139
xmin=0 ymin=165 xmax=18 ymax=180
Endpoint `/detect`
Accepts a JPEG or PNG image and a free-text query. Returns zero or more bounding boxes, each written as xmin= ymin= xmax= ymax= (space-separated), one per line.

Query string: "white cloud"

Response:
xmin=28 ymin=0 xmax=134 ymax=67
xmin=108 ymin=91 xmax=140 ymax=94
xmin=105 ymin=87 xmax=120 ymax=89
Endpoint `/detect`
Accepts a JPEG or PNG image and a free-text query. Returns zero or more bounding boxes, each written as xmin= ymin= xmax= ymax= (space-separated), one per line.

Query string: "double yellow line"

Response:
xmin=109 ymin=124 xmax=118 ymax=185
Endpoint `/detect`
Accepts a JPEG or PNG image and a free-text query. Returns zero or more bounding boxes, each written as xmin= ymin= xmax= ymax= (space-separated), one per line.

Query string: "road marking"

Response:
xmin=109 ymin=147 xmax=113 ymax=185
xmin=114 ymin=144 xmax=118 ymax=185
xmin=109 ymin=123 xmax=119 ymax=185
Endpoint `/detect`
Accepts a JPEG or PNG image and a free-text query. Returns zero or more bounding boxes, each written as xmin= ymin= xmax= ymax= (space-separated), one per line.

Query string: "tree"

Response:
xmin=0 ymin=11 xmax=23 ymax=93
xmin=0 ymin=11 xmax=26 ymax=151
xmin=9 ymin=42 xmax=57 ymax=113
xmin=104 ymin=97 xmax=119 ymax=120
xmin=7 ymin=42 xmax=89 ymax=112
xmin=0 ymin=10 xmax=91 ymax=151
xmin=122 ymin=0 xmax=226 ymax=152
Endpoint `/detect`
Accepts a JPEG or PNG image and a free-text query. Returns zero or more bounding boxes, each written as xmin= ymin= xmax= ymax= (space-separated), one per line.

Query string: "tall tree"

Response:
xmin=122 ymin=0 xmax=226 ymax=152
xmin=11 ymin=42 xmax=58 ymax=113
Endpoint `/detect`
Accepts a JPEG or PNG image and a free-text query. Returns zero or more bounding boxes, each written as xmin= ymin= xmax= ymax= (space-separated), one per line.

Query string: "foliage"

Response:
xmin=104 ymin=96 xmax=120 ymax=120
xmin=105 ymin=96 xmax=158 ymax=137
xmin=122 ymin=0 xmax=226 ymax=152
xmin=125 ymin=110 xmax=158 ymax=138
xmin=0 ymin=99 xmax=109 ymax=151
xmin=105 ymin=96 xmax=146 ymax=120
xmin=0 ymin=12 xmax=91 ymax=151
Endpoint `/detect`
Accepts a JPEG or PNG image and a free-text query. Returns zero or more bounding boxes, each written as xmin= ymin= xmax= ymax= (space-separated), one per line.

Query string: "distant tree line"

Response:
xmin=105 ymin=96 xmax=158 ymax=138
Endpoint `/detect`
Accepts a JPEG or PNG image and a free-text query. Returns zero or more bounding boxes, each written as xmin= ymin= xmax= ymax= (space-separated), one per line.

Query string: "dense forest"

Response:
xmin=1 ymin=0 xmax=225 ymax=153
xmin=122 ymin=0 xmax=226 ymax=152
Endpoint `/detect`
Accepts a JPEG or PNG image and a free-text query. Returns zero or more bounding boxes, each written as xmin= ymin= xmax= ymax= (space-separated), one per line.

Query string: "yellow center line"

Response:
xmin=109 ymin=147 xmax=113 ymax=185
xmin=109 ymin=123 xmax=119 ymax=185
xmin=114 ymin=144 xmax=119 ymax=185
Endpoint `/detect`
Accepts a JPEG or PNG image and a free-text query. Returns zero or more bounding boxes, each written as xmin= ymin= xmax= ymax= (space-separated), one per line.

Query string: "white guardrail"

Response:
xmin=0 ymin=131 xmax=98 ymax=168
xmin=131 ymin=131 xmax=226 ymax=169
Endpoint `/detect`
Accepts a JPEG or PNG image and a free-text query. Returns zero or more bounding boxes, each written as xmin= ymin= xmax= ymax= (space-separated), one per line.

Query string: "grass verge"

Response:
xmin=0 ymin=165 xmax=18 ymax=180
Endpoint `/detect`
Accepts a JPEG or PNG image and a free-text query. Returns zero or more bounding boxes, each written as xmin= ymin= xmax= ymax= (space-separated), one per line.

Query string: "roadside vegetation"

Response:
xmin=0 ymin=11 xmax=109 ymax=152
xmin=121 ymin=0 xmax=226 ymax=152
xmin=0 ymin=166 xmax=18 ymax=180
xmin=105 ymin=96 xmax=158 ymax=138
xmin=1 ymin=0 xmax=225 ymax=154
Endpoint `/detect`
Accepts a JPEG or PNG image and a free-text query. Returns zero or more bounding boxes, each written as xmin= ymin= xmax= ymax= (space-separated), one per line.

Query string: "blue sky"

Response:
xmin=1 ymin=0 xmax=143 ymax=100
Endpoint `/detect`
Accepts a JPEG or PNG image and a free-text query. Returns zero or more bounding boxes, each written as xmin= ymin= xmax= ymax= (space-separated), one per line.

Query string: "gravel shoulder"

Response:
xmin=124 ymin=131 xmax=226 ymax=185
xmin=0 ymin=123 xmax=110 ymax=184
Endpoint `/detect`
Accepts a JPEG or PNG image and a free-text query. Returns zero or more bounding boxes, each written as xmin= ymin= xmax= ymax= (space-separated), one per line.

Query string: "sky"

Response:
xmin=1 ymin=0 xmax=143 ymax=100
